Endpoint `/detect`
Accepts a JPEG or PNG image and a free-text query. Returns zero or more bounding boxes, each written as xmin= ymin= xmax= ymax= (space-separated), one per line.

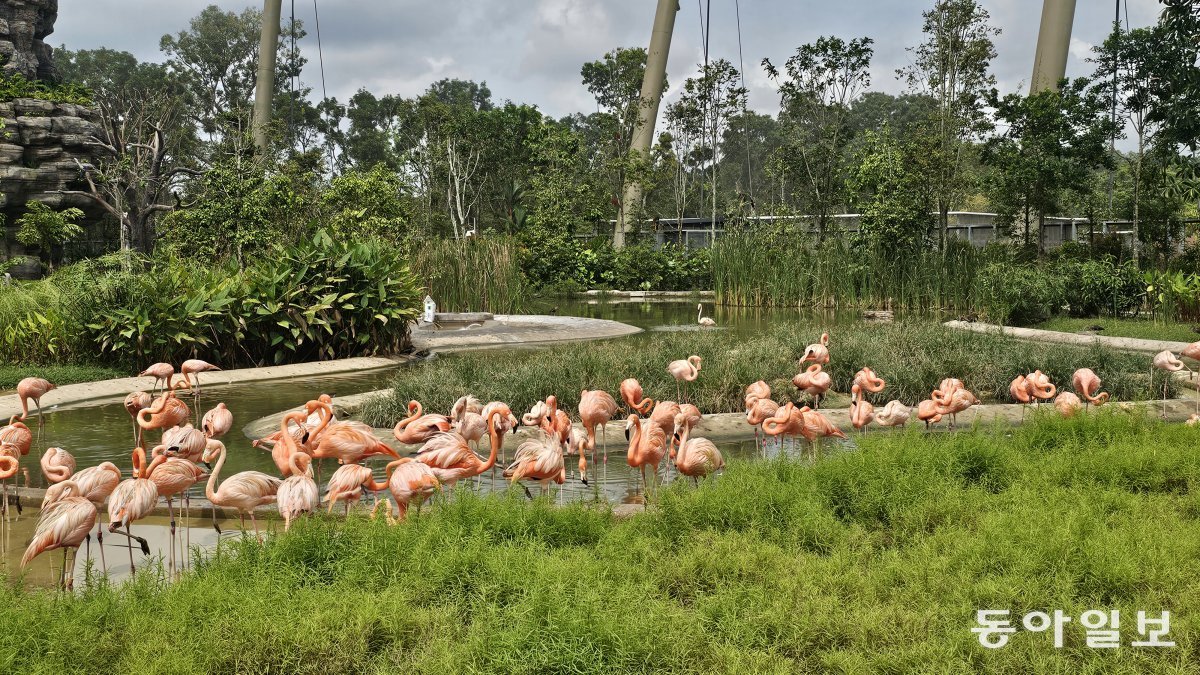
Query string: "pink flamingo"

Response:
xmin=107 ymin=447 xmax=159 ymax=573
xmin=504 ymin=429 xmax=566 ymax=499
xmin=0 ymin=418 xmax=32 ymax=456
xmin=936 ymin=387 xmax=980 ymax=430
xmin=672 ymin=412 xmax=724 ymax=484
xmin=874 ymin=400 xmax=911 ymax=428
xmin=916 ymin=399 xmax=942 ymax=429
xmin=801 ymin=332 xmax=830 ymax=365
xmin=1072 ymin=368 xmax=1109 ymax=409
xmin=667 ymin=355 xmax=702 ymax=402
xmin=1024 ymin=371 xmax=1056 ymax=406
xmin=366 ymin=458 xmax=440 ymax=521
xmin=146 ymin=445 xmax=206 ymax=573
xmin=762 ymin=402 xmax=806 ymax=454
xmin=746 ymin=397 xmax=780 ymax=448
xmin=0 ymin=446 xmax=18 ymax=518
xmin=1009 ymin=374 xmax=1032 ymax=419
xmin=66 ymin=458 xmax=122 ymax=570
xmin=201 ymin=402 xmax=233 ymax=439
xmin=931 ymin=378 xmax=965 ymax=407
xmin=14 ymin=377 xmax=55 ymax=424
xmin=624 ymin=414 xmax=668 ymax=499
xmin=1153 ymin=350 xmax=1187 ymax=416
xmin=1182 ymin=342 xmax=1200 ymax=378
xmin=744 ymin=380 xmax=771 ymax=411
xmin=852 ymin=367 xmax=886 ymax=399
xmin=1054 ymin=392 xmax=1082 ymax=418
xmin=277 ymin=452 xmax=319 ymax=532
xmin=161 ymin=424 xmax=207 ymax=463
xmin=649 ymin=400 xmax=681 ymax=441
xmin=579 ymin=388 xmax=619 ymax=472
xmin=800 ymin=405 xmax=847 ymax=456
xmin=415 ymin=407 xmax=510 ymax=489
xmin=792 ymin=363 xmax=832 ymax=409
xmin=40 ymin=447 xmax=75 ymax=484
xmin=620 ymin=378 xmax=654 ymax=415
xmin=196 ymin=439 xmax=281 ymax=539
xmin=124 ymin=391 xmax=152 ymax=446
xmin=137 ymin=391 xmax=191 ymax=433
xmin=174 ymin=359 xmax=221 ymax=395
xmin=850 ymin=384 xmax=874 ymax=432
xmin=139 ymin=362 xmax=176 ymax=393
xmin=324 ymin=463 xmax=376 ymax=515
xmin=451 ymin=395 xmax=484 ymax=420
xmin=393 ymin=400 xmax=452 ymax=445
xmin=21 ymin=480 xmax=97 ymax=588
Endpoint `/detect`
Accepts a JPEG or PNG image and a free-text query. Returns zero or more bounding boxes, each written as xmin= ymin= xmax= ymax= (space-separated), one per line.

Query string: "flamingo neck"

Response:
xmin=480 ymin=411 xmax=503 ymax=473
xmin=206 ymin=444 xmax=226 ymax=503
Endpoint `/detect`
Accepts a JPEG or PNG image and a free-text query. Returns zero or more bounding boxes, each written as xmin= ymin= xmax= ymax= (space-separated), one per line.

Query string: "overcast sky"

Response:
xmin=53 ymin=0 xmax=1162 ymax=118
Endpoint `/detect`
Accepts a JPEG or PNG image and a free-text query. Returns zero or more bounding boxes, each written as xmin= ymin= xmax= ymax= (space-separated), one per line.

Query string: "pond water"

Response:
xmin=4 ymin=300 xmax=878 ymax=584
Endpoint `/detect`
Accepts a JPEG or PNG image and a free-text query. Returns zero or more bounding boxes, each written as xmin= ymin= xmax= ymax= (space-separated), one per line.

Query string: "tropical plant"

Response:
xmin=14 ymin=202 xmax=86 ymax=272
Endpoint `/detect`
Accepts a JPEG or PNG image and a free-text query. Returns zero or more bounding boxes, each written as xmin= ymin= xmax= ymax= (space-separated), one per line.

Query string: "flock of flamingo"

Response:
xmin=3 ymin=331 xmax=1199 ymax=589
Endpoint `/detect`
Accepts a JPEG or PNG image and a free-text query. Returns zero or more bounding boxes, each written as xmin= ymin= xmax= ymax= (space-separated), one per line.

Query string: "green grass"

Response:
xmin=361 ymin=320 xmax=1175 ymax=426
xmin=0 ymin=364 xmax=126 ymax=391
xmin=3 ymin=413 xmax=1200 ymax=672
xmin=1037 ymin=317 xmax=1200 ymax=344
xmin=412 ymin=237 xmax=529 ymax=313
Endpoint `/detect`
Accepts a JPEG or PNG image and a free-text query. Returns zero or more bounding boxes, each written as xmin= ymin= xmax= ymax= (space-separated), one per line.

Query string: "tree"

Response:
xmin=14 ymin=202 xmax=84 ymax=271
xmin=899 ymin=0 xmax=999 ymax=249
xmin=1154 ymin=0 xmax=1200 ymax=151
xmin=849 ymin=127 xmax=932 ymax=252
xmin=764 ymin=36 xmax=874 ymax=239
xmin=1092 ymin=24 xmax=1178 ymax=264
xmin=981 ymin=79 xmax=1116 ymax=254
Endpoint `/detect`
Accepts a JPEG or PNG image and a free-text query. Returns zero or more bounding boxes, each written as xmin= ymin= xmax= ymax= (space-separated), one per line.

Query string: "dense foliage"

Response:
xmin=4 ymin=414 xmax=1199 ymax=672
xmin=0 ymin=73 xmax=92 ymax=104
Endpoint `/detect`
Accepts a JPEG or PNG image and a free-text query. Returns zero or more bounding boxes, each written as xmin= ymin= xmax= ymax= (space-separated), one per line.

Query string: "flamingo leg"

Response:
xmin=167 ymin=497 xmax=175 ymax=577
xmin=126 ymin=524 xmax=135 ymax=575
xmin=251 ymin=512 xmax=262 ymax=542
xmin=96 ymin=523 xmax=107 ymax=575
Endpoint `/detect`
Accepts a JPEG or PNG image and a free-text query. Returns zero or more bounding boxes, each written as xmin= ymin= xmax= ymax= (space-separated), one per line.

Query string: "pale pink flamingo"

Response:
xmin=744 ymin=380 xmax=771 ymax=411
xmin=161 ymin=424 xmax=207 ymax=464
xmin=40 ymin=447 xmax=75 ymax=484
xmin=14 ymin=377 xmax=55 ymax=424
xmin=393 ymin=400 xmax=452 ymax=445
xmin=415 ymin=407 xmax=509 ymax=489
xmin=139 ymin=362 xmax=175 ymax=393
xmin=917 ymin=399 xmax=942 ymax=429
xmin=366 ymin=458 xmax=440 ymax=521
xmin=1024 ymin=371 xmax=1056 ymax=407
xmin=201 ymin=402 xmax=233 ymax=439
xmin=451 ymin=395 xmax=484 ymax=420
xmin=505 ymin=428 xmax=566 ymax=499
xmin=850 ymin=384 xmax=874 ymax=432
xmin=124 ymin=391 xmax=152 ymax=446
xmin=146 ymin=444 xmax=206 ymax=573
xmin=1153 ymin=350 xmax=1188 ymax=416
xmin=174 ymin=359 xmax=221 ymax=395
xmin=852 ymin=367 xmax=886 ymax=399
xmin=277 ymin=452 xmax=319 ymax=532
xmin=625 ymin=414 xmax=668 ymax=498
xmin=67 ymin=458 xmax=122 ymax=570
xmin=196 ymin=439 xmax=281 ymax=539
xmin=1054 ymin=392 xmax=1082 ymax=418
xmin=800 ymin=332 xmax=830 ymax=365
xmin=324 ymin=463 xmax=375 ymax=515
xmin=792 ymin=363 xmax=832 ymax=409
xmin=667 ymin=355 xmax=702 ymax=402
xmin=579 ymin=388 xmax=619 ymax=471
xmin=620 ymin=378 xmax=654 ymax=415
xmin=107 ymin=447 xmax=159 ymax=573
xmin=697 ymin=303 xmax=716 ymax=327
xmin=936 ymin=387 xmax=980 ymax=430
xmin=454 ymin=411 xmax=487 ymax=450
xmin=137 ymin=391 xmax=191 ymax=433
xmin=1072 ymin=368 xmax=1109 ymax=409
xmin=874 ymin=400 xmax=911 ymax=428
xmin=672 ymin=412 xmax=723 ymax=484
xmin=21 ymin=479 xmax=97 ymax=588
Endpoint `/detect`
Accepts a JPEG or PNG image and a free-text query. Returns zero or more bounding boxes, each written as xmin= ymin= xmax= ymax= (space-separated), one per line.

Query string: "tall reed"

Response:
xmin=411 ymin=237 xmax=529 ymax=314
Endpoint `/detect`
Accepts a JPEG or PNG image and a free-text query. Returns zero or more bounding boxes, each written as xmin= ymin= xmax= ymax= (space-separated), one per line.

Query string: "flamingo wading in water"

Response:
xmin=21 ymin=480 xmax=97 ymax=588
xmin=14 ymin=377 xmax=55 ymax=425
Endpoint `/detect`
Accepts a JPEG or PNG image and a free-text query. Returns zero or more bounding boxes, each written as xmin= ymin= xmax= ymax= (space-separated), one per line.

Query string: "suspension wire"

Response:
xmin=1107 ymin=0 xmax=1120 ymax=217
xmin=696 ymin=0 xmax=708 ymax=65
xmin=288 ymin=0 xmax=296 ymax=152
xmin=704 ymin=0 xmax=712 ymax=68
xmin=313 ymin=0 xmax=335 ymax=173
xmin=735 ymin=0 xmax=753 ymax=208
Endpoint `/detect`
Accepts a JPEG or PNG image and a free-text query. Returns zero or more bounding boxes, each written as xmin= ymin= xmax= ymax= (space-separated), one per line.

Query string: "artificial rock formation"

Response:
xmin=0 ymin=0 xmax=57 ymax=81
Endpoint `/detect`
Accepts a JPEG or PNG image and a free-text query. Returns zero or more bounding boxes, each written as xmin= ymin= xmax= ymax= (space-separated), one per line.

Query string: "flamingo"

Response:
xmin=124 ymin=391 xmax=152 ymax=446
xmin=393 ymin=400 xmax=452 ymax=445
xmin=744 ymin=380 xmax=771 ymax=411
xmin=579 ymin=389 xmax=619 ymax=473
xmin=146 ymin=445 xmax=206 ymax=573
xmin=415 ymin=407 xmax=509 ymax=489
xmin=21 ymin=480 xmax=97 ymax=588
xmin=139 ymin=362 xmax=176 ymax=393
xmin=667 ymin=355 xmax=702 ymax=402
xmin=324 ymin=463 xmax=376 ymax=515
xmin=799 ymin=405 xmax=846 ymax=456
xmin=917 ymin=399 xmax=943 ymax=429
xmin=40 ymin=447 xmax=75 ymax=484
xmin=792 ymin=363 xmax=832 ymax=409
xmin=201 ymin=402 xmax=233 ymax=439
xmin=107 ymin=447 xmax=159 ymax=574
xmin=672 ymin=412 xmax=724 ymax=484
xmin=625 ymin=414 xmax=669 ymax=499
xmin=0 ymin=447 xmax=18 ymax=519
xmin=481 ymin=401 xmax=519 ymax=435
xmin=850 ymin=384 xmax=874 ymax=432
xmin=697 ymin=303 xmax=716 ymax=327
xmin=620 ymin=378 xmax=655 ymax=415
xmin=521 ymin=400 xmax=550 ymax=427
xmin=173 ymin=359 xmax=221 ymax=395
xmin=137 ymin=391 xmax=190 ymax=433
xmin=450 ymin=395 xmax=484 ymax=421
xmin=366 ymin=458 xmax=440 ymax=521
xmin=277 ymin=452 xmax=319 ymax=532
xmin=1182 ymin=342 xmax=1200 ymax=378
xmin=874 ymin=400 xmax=911 ymax=428
xmin=936 ymin=387 xmax=980 ymax=430
xmin=852 ymin=367 xmax=886 ymax=399
xmin=1009 ymin=374 xmax=1032 ymax=419
xmin=1153 ymin=350 xmax=1187 ymax=416
xmin=762 ymin=402 xmax=805 ymax=454
xmin=800 ymin=332 xmax=830 ymax=365
xmin=67 ymin=459 xmax=122 ymax=571
xmin=454 ymin=410 xmax=487 ymax=451
xmin=1024 ymin=371 xmax=1056 ymax=407
xmin=649 ymin=399 xmax=681 ymax=441
xmin=505 ymin=429 xmax=566 ymax=499
xmin=1054 ymin=392 xmax=1083 ymax=418
xmin=14 ymin=377 xmax=55 ymax=424
xmin=161 ymin=424 xmax=207 ymax=463
xmin=0 ymin=418 xmax=32 ymax=456
xmin=192 ymin=439 xmax=281 ymax=539
xmin=931 ymin=378 xmax=965 ymax=406
xmin=1072 ymin=368 xmax=1109 ymax=409
xmin=746 ymin=397 xmax=780 ymax=449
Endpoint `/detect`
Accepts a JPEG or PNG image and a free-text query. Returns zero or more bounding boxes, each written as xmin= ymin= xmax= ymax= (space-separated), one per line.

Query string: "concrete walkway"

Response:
xmin=1 ymin=315 xmax=641 ymax=420
xmin=944 ymin=320 xmax=1196 ymax=355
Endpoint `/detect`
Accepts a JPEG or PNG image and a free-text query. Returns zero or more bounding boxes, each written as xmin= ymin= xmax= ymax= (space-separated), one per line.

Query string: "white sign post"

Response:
xmin=423 ymin=295 xmax=436 ymax=324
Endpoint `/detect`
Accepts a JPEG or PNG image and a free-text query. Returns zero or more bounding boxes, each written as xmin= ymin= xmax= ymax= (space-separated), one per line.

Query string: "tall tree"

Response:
xmin=899 ymin=0 xmax=999 ymax=249
xmin=764 ymin=36 xmax=873 ymax=239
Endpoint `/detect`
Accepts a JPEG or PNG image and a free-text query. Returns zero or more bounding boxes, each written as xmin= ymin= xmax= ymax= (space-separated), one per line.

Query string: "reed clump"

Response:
xmin=411 ymin=237 xmax=530 ymax=313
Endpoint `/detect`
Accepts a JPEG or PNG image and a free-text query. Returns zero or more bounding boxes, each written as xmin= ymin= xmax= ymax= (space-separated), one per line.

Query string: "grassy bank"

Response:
xmin=0 ymin=364 xmax=126 ymax=391
xmin=3 ymin=414 xmax=1198 ymax=672
xmin=1037 ymin=317 xmax=1200 ymax=344
xmin=362 ymin=321 xmax=1174 ymax=425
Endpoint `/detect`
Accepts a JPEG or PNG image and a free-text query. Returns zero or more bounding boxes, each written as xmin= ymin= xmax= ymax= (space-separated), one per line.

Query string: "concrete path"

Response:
xmin=944 ymin=320 xmax=1196 ymax=355
xmin=411 ymin=314 xmax=641 ymax=351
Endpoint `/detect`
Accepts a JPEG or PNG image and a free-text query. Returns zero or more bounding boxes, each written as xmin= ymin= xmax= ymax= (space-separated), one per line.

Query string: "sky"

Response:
xmin=51 ymin=0 xmax=1162 ymax=120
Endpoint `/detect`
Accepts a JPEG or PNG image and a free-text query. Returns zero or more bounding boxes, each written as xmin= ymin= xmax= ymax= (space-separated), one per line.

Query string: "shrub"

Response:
xmin=979 ymin=261 xmax=1065 ymax=325
xmin=1057 ymin=258 xmax=1142 ymax=318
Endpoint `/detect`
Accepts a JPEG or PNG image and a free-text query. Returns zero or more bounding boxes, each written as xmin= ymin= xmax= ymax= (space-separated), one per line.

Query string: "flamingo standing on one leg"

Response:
xmin=744 ymin=380 xmax=773 ymax=448
xmin=277 ymin=452 xmax=319 ymax=532
xmin=672 ymin=412 xmax=724 ymax=484
xmin=14 ymin=377 xmax=55 ymax=425
xmin=1009 ymin=374 xmax=1032 ymax=420
xmin=800 ymin=332 xmax=831 ymax=365
xmin=1153 ymin=350 xmax=1188 ymax=417
xmin=124 ymin=392 xmax=152 ymax=447
xmin=1071 ymin=368 xmax=1109 ymax=410
xmin=324 ymin=463 xmax=375 ymax=515
xmin=366 ymin=458 xmax=440 ymax=522
xmin=746 ymin=398 xmax=780 ymax=451
xmin=697 ymin=303 xmax=716 ymax=327
xmin=189 ymin=439 xmax=281 ymax=540
xmin=624 ymin=414 xmax=668 ymax=500
xmin=620 ymin=378 xmax=655 ymax=415
xmin=762 ymin=402 xmax=805 ymax=455
xmin=667 ymin=355 xmax=702 ymax=403
xmin=850 ymin=384 xmax=874 ymax=432
xmin=792 ymin=364 xmax=832 ymax=409
xmin=917 ymin=399 xmax=943 ymax=430
xmin=201 ymin=402 xmax=233 ymax=439
xmin=107 ymin=447 xmax=160 ymax=574
xmin=174 ymin=359 xmax=221 ymax=396
xmin=40 ymin=447 xmax=75 ymax=484
xmin=21 ymin=480 xmax=97 ymax=589
xmin=137 ymin=391 xmax=191 ymax=434
xmin=936 ymin=387 xmax=980 ymax=430
xmin=1024 ymin=371 xmax=1056 ymax=408
xmin=852 ymin=367 xmax=886 ymax=400
xmin=139 ymin=362 xmax=176 ymax=394
xmin=873 ymin=400 xmax=911 ymax=428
